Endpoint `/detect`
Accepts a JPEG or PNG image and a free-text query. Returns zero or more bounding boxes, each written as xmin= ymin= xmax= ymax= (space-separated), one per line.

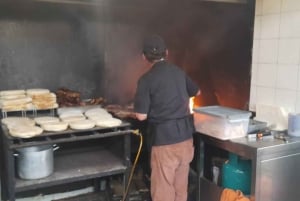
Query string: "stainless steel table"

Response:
xmin=194 ymin=133 xmax=300 ymax=201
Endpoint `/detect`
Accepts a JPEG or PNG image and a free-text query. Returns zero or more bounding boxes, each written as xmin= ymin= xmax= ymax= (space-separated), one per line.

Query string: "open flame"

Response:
xmin=189 ymin=97 xmax=195 ymax=114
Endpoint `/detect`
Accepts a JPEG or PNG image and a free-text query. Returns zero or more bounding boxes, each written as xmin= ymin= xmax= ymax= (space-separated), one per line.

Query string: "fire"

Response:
xmin=189 ymin=97 xmax=195 ymax=114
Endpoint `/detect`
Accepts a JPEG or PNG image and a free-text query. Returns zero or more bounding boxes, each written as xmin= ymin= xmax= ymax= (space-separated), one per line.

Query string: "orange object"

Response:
xmin=220 ymin=188 xmax=251 ymax=201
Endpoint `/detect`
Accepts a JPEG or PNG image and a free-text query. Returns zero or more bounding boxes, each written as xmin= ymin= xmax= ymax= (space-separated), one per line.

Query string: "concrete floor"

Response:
xmin=6 ymin=168 xmax=198 ymax=201
xmin=15 ymin=187 xmax=94 ymax=201
xmin=2 ymin=148 xmax=198 ymax=201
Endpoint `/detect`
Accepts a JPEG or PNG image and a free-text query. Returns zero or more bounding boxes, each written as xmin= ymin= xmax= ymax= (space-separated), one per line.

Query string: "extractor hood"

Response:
xmin=32 ymin=0 xmax=247 ymax=6
xmin=32 ymin=0 xmax=103 ymax=6
xmin=32 ymin=0 xmax=247 ymax=5
xmin=200 ymin=0 xmax=247 ymax=3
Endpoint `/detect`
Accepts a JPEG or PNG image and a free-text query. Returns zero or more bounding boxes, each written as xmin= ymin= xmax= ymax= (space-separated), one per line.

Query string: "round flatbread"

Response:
xmin=30 ymin=92 xmax=56 ymax=99
xmin=60 ymin=115 xmax=86 ymax=123
xmin=9 ymin=125 xmax=43 ymax=138
xmin=95 ymin=118 xmax=122 ymax=127
xmin=84 ymin=108 xmax=108 ymax=117
xmin=34 ymin=116 xmax=60 ymax=125
xmin=0 ymin=94 xmax=27 ymax=100
xmin=88 ymin=115 xmax=112 ymax=122
xmin=41 ymin=122 xmax=68 ymax=132
xmin=57 ymin=107 xmax=84 ymax=115
xmin=34 ymin=102 xmax=59 ymax=110
xmin=69 ymin=119 xmax=95 ymax=130
xmin=0 ymin=97 xmax=32 ymax=107
xmin=2 ymin=117 xmax=35 ymax=128
xmin=59 ymin=111 xmax=84 ymax=119
xmin=1 ymin=102 xmax=34 ymax=112
xmin=86 ymin=112 xmax=113 ymax=120
xmin=0 ymin=90 xmax=25 ymax=96
xmin=26 ymin=88 xmax=50 ymax=96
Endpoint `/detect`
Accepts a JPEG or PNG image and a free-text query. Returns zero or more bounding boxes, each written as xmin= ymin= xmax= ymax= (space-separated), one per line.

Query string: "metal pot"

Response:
xmin=15 ymin=144 xmax=59 ymax=180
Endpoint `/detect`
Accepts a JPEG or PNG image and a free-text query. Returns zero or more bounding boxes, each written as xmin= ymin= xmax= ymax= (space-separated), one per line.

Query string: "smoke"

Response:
xmin=0 ymin=1 xmax=251 ymax=109
xmin=98 ymin=2 xmax=252 ymax=108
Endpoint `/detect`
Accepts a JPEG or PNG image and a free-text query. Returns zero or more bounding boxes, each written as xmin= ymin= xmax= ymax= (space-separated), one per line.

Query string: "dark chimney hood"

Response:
xmin=199 ymin=0 xmax=247 ymax=3
xmin=31 ymin=0 xmax=103 ymax=6
xmin=31 ymin=0 xmax=247 ymax=6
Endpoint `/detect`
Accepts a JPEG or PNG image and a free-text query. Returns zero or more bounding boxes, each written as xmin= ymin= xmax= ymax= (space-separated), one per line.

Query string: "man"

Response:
xmin=134 ymin=35 xmax=200 ymax=201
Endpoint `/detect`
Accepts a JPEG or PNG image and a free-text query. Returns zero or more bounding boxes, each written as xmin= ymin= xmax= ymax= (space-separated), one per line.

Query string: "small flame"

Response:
xmin=189 ymin=97 xmax=195 ymax=114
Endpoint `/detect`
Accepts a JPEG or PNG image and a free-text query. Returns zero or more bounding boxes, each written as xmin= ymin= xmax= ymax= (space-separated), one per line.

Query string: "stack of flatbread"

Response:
xmin=0 ymin=90 xmax=33 ymax=111
xmin=1 ymin=117 xmax=43 ymax=138
xmin=0 ymin=88 xmax=59 ymax=111
xmin=59 ymin=109 xmax=96 ymax=130
xmin=69 ymin=119 xmax=95 ymax=130
xmin=84 ymin=108 xmax=122 ymax=127
xmin=59 ymin=109 xmax=86 ymax=123
xmin=34 ymin=116 xmax=68 ymax=132
xmin=85 ymin=108 xmax=112 ymax=120
xmin=26 ymin=89 xmax=58 ymax=110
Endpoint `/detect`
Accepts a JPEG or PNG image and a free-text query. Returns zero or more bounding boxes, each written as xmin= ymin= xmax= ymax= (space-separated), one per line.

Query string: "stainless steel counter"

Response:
xmin=195 ymin=133 xmax=300 ymax=201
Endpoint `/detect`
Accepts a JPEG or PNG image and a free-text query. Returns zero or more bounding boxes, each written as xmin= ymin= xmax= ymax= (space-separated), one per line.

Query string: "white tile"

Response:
xmin=257 ymin=63 xmax=277 ymax=87
xmin=255 ymin=0 xmax=263 ymax=15
xmin=275 ymin=89 xmax=297 ymax=112
xmin=262 ymin=0 xmax=281 ymax=14
xmin=254 ymin=16 xmax=261 ymax=39
xmin=256 ymin=86 xmax=276 ymax=105
xmin=296 ymin=92 xmax=300 ymax=112
xmin=282 ymin=0 xmax=300 ymax=12
xmin=280 ymin=11 xmax=300 ymax=38
xmin=249 ymin=85 xmax=257 ymax=111
xmin=278 ymin=39 xmax=300 ymax=64
xmin=298 ymin=68 xmax=300 ymax=90
xmin=292 ymin=11 xmax=300 ymax=37
xmin=280 ymin=12 xmax=292 ymax=38
xmin=261 ymin=14 xmax=280 ymax=39
xmin=251 ymin=63 xmax=258 ymax=84
xmin=258 ymin=39 xmax=278 ymax=63
xmin=252 ymin=39 xmax=260 ymax=63
xmin=276 ymin=64 xmax=299 ymax=90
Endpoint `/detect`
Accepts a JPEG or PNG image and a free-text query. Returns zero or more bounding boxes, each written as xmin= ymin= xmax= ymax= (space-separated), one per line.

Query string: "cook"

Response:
xmin=134 ymin=35 xmax=200 ymax=201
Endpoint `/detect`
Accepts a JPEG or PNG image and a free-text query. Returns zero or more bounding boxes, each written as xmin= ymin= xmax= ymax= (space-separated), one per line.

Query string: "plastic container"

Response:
xmin=288 ymin=113 xmax=300 ymax=137
xmin=247 ymin=119 xmax=267 ymax=133
xmin=193 ymin=106 xmax=251 ymax=140
xmin=222 ymin=153 xmax=251 ymax=195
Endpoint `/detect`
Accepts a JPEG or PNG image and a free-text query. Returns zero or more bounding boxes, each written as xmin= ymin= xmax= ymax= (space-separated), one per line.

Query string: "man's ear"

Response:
xmin=166 ymin=49 xmax=169 ymax=57
xmin=142 ymin=53 xmax=146 ymax=61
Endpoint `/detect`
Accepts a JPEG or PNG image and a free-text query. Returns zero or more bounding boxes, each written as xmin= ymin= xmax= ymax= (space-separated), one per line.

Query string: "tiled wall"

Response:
xmin=250 ymin=0 xmax=300 ymax=113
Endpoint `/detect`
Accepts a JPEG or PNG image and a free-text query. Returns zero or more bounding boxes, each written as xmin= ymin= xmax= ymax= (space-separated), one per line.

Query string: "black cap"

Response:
xmin=142 ymin=35 xmax=167 ymax=54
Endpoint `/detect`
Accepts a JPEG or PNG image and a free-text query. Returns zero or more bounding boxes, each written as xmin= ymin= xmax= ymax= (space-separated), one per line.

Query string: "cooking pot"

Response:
xmin=15 ymin=144 xmax=59 ymax=180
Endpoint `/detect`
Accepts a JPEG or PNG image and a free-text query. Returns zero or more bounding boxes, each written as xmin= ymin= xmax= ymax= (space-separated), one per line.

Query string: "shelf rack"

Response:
xmin=0 ymin=121 xmax=132 ymax=201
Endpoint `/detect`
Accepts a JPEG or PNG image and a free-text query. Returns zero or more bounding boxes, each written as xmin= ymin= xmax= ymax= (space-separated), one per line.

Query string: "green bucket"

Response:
xmin=222 ymin=153 xmax=251 ymax=195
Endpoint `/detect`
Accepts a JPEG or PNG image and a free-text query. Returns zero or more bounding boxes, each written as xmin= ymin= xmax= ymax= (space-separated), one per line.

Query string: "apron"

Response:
xmin=146 ymin=114 xmax=195 ymax=148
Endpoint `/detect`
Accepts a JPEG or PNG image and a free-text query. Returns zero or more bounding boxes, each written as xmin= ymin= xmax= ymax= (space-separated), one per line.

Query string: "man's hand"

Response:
xmin=135 ymin=113 xmax=147 ymax=121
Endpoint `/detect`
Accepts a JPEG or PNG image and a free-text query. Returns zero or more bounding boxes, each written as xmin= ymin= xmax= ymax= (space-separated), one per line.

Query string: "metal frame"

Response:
xmin=0 ymin=123 xmax=132 ymax=201
xmin=195 ymin=133 xmax=300 ymax=201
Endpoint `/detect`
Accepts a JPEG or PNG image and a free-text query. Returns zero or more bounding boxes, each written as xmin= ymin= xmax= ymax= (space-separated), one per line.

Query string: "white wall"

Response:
xmin=250 ymin=0 xmax=300 ymax=113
